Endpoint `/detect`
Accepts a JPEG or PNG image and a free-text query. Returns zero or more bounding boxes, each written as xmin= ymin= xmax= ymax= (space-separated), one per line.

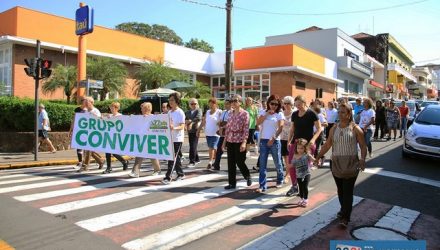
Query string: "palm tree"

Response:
xmin=42 ymin=64 xmax=77 ymax=104
xmin=87 ymin=57 xmax=127 ymax=101
xmin=133 ymin=61 xmax=188 ymax=96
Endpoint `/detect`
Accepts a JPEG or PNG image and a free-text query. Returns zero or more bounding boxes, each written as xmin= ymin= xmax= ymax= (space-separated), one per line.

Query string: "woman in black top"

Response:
xmin=373 ymin=100 xmax=386 ymax=140
xmin=286 ymin=95 xmax=322 ymax=196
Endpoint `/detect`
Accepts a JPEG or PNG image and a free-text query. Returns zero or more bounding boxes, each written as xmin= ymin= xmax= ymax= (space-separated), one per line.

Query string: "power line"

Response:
xmin=179 ymin=0 xmax=225 ymax=10
xmin=234 ymin=0 xmax=429 ymax=16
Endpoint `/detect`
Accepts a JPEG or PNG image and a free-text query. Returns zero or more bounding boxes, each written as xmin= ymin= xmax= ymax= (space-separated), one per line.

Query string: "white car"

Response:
xmin=403 ymin=105 xmax=440 ymax=159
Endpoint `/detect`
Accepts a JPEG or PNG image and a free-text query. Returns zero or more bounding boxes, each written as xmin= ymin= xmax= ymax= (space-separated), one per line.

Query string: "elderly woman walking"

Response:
xmin=222 ymin=95 xmax=252 ymax=189
xmin=129 ymin=102 xmax=162 ymax=178
xmin=386 ymin=100 xmax=401 ymax=141
xmin=315 ymin=102 xmax=367 ymax=228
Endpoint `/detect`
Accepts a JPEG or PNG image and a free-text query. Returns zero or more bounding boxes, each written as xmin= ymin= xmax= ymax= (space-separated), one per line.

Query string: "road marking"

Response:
xmin=121 ymin=185 xmax=293 ymax=250
xmin=76 ymin=175 xmax=253 ymax=232
xmin=0 ymin=171 xmax=128 ymax=194
xmin=375 ymin=206 xmax=420 ymax=234
xmin=363 ymin=168 xmax=440 ymax=188
xmin=240 ymin=196 xmax=363 ymax=250
xmin=13 ymin=169 xmax=202 ymax=202
xmin=41 ymin=173 xmax=226 ymax=214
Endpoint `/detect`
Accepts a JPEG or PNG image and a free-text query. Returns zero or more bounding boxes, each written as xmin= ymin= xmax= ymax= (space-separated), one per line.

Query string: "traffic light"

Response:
xmin=40 ymin=59 xmax=52 ymax=79
xmin=24 ymin=58 xmax=37 ymax=77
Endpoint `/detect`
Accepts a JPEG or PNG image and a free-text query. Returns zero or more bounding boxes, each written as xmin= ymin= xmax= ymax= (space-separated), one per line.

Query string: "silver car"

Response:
xmin=403 ymin=105 xmax=440 ymax=159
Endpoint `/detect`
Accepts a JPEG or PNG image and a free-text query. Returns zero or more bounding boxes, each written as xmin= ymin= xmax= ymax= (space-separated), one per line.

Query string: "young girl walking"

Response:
xmin=292 ymin=138 xmax=315 ymax=207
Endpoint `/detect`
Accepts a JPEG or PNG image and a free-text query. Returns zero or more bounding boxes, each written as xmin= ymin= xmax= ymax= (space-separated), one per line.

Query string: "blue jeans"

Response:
xmin=400 ymin=117 xmax=407 ymax=136
xmin=364 ymin=128 xmax=373 ymax=154
xmin=259 ymin=139 xmax=284 ymax=190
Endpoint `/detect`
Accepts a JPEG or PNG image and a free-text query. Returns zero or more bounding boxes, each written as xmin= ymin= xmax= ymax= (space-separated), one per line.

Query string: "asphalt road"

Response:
xmin=0 ymin=137 xmax=439 ymax=250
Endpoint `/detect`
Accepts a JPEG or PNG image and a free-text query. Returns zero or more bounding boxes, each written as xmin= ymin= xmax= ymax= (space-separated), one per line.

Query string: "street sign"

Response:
xmin=75 ymin=5 xmax=94 ymax=35
xmin=79 ymin=79 xmax=103 ymax=89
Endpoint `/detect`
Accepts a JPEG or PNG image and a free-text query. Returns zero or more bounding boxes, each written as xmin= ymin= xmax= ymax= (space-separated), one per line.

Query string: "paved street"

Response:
xmin=0 ymin=138 xmax=439 ymax=250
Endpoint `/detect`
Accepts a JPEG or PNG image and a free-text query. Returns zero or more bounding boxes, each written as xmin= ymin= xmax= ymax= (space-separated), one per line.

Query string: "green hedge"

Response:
xmin=0 ymin=97 xmax=223 ymax=132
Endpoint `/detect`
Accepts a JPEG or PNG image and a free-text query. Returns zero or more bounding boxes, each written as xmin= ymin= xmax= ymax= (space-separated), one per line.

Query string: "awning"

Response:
xmin=369 ymin=80 xmax=384 ymax=89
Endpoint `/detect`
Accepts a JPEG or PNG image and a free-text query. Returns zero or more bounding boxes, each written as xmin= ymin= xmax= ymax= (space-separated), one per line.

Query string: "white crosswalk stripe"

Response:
xmin=42 ymin=173 xmax=227 ymax=214
xmin=0 ymin=170 xmax=128 ymax=194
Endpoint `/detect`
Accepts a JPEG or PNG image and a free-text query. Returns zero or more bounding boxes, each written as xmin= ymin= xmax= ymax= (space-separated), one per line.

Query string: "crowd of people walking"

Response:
xmin=66 ymin=92 xmax=414 ymax=228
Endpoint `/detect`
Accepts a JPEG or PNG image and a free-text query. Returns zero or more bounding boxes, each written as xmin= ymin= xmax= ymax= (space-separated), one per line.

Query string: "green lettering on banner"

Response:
xmin=158 ymin=135 xmax=170 ymax=155
xmin=89 ymin=118 xmax=97 ymax=130
xmin=103 ymin=132 xmax=116 ymax=149
xmin=148 ymin=135 xmax=157 ymax=154
xmin=107 ymin=121 xmax=115 ymax=131
xmin=78 ymin=118 xmax=88 ymax=129
xmin=129 ymin=134 xmax=135 ymax=152
xmin=135 ymin=134 xmax=147 ymax=152
xmin=88 ymin=131 xmax=102 ymax=147
xmin=115 ymin=120 xmax=123 ymax=132
xmin=75 ymin=130 xmax=88 ymax=146
xmin=97 ymin=119 xmax=106 ymax=131
xmin=117 ymin=133 xmax=130 ymax=150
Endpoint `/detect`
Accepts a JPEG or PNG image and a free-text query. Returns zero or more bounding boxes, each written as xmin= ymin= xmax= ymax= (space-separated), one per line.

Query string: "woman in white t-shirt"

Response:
xmin=255 ymin=94 xmax=285 ymax=193
xmin=325 ymin=101 xmax=338 ymax=139
xmin=359 ymin=98 xmax=375 ymax=158
xmin=162 ymin=92 xmax=186 ymax=185
xmin=198 ymin=97 xmax=222 ymax=169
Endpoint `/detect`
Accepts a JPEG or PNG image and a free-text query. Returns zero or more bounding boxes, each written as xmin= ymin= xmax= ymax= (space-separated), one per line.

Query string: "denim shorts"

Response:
xmin=206 ymin=136 xmax=220 ymax=149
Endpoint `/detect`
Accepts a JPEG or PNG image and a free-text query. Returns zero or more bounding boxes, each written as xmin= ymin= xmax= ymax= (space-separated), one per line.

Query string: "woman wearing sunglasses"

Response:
xmin=255 ymin=94 xmax=285 ymax=192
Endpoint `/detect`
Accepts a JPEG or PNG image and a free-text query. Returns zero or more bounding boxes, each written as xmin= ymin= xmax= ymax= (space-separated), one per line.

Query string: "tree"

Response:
xmin=115 ymin=22 xmax=183 ymax=45
xmin=185 ymin=81 xmax=212 ymax=99
xmin=133 ymin=61 xmax=188 ymax=95
xmin=42 ymin=64 xmax=77 ymax=104
xmin=87 ymin=57 xmax=128 ymax=101
xmin=185 ymin=38 xmax=214 ymax=53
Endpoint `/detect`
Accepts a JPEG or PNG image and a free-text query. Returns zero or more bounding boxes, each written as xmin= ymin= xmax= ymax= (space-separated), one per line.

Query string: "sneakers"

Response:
xmin=151 ymin=170 xmax=161 ymax=176
xmin=188 ymin=163 xmax=196 ymax=168
xmin=276 ymin=183 xmax=283 ymax=188
xmin=206 ymin=163 xmax=212 ymax=170
xmin=255 ymin=188 xmax=266 ymax=193
xmin=174 ymin=175 xmax=185 ymax=181
xmin=247 ymin=178 xmax=252 ymax=186
xmin=286 ymin=185 xmax=298 ymax=197
xmin=128 ymin=171 xmax=139 ymax=178
xmin=224 ymin=185 xmax=236 ymax=190
xmin=161 ymin=179 xmax=170 ymax=185
xmin=102 ymin=168 xmax=112 ymax=174
xmin=74 ymin=162 xmax=82 ymax=170
xmin=77 ymin=165 xmax=89 ymax=173
xmin=297 ymin=199 xmax=308 ymax=207
xmin=122 ymin=160 xmax=129 ymax=171
xmin=368 ymin=152 xmax=373 ymax=158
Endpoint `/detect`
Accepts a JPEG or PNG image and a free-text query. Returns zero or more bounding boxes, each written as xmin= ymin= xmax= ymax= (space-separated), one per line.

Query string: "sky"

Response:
xmin=1 ymin=0 xmax=440 ymax=65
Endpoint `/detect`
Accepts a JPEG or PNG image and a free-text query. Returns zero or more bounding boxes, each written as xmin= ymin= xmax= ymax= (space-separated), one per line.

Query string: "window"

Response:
xmin=0 ymin=45 xmax=12 ymax=96
xmin=296 ymin=81 xmax=306 ymax=89
xmin=344 ymin=80 xmax=361 ymax=94
xmin=344 ymin=49 xmax=359 ymax=61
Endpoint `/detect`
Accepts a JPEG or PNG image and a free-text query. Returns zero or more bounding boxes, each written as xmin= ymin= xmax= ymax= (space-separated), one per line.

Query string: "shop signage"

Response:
xmin=75 ymin=5 xmax=94 ymax=35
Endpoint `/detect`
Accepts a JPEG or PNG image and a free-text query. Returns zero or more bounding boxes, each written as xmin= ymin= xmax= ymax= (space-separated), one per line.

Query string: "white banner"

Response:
xmin=71 ymin=113 xmax=174 ymax=161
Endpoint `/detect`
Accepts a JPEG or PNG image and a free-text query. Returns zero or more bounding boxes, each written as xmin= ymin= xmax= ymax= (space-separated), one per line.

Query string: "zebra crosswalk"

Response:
xmin=0 ymin=164 xmax=438 ymax=250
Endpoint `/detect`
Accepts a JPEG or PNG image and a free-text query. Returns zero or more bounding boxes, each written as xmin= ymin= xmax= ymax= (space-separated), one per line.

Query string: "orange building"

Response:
xmin=0 ymin=6 xmax=340 ymax=104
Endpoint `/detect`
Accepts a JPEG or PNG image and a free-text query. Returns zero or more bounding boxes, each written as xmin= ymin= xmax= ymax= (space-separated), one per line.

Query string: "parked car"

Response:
xmin=420 ymin=100 xmax=439 ymax=111
xmin=402 ymin=105 xmax=440 ymax=159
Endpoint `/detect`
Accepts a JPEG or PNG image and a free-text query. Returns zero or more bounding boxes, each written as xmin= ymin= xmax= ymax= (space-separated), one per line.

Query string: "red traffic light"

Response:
xmin=41 ymin=59 xmax=52 ymax=69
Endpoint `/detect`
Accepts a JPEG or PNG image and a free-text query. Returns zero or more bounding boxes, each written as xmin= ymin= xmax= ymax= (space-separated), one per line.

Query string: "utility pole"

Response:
xmin=34 ymin=40 xmax=41 ymax=161
xmin=225 ymin=0 xmax=232 ymax=97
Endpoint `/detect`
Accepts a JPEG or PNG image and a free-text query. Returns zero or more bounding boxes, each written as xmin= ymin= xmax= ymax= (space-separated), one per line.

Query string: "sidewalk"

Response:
xmin=0 ymin=139 xmax=209 ymax=170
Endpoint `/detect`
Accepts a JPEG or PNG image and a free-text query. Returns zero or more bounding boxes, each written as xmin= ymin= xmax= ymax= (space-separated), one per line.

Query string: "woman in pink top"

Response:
xmin=222 ymin=95 xmax=252 ymax=190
